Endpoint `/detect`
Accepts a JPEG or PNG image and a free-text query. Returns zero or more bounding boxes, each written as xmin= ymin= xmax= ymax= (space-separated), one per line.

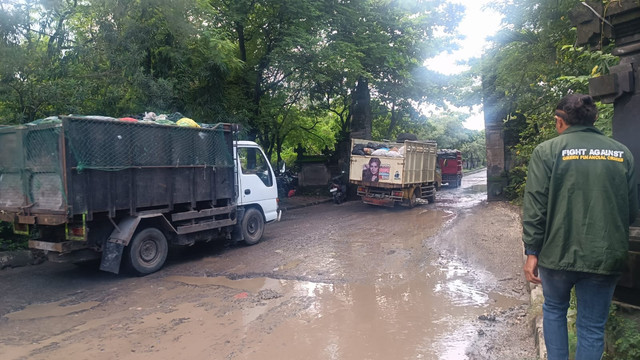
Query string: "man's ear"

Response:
xmin=556 ymin=116 xmax=570 ymax=134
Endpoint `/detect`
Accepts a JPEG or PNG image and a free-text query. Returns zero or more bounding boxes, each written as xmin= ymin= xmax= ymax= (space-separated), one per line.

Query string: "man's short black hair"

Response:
xmin=556 ymin=93 xmax=598 ymax=126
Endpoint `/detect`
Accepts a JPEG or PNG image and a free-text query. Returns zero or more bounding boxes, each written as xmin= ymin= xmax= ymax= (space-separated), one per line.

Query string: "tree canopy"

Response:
xmin=0 ymin=0 xmax=488 ymax=168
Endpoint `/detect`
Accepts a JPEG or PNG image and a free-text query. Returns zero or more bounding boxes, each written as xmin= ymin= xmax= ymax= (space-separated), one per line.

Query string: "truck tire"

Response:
xmin=457 ymin=176 xmax=462 ymax=188
xmin=426 ymin=193 xmax=435 ymax=203
xmin=242 ymin=208 xmax=265 ymax=245
xmin=403 ymin=189 xmax=418 ymax=208
xmin=409 ymin=190 xmax=418 ymax=208
xmin=125 ymin=228 xmax=168 ymax=276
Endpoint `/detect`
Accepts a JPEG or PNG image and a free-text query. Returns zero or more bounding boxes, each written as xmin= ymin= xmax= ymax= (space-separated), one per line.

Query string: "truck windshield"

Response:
xmin=239 ymin=147 xmax=273 ymax=187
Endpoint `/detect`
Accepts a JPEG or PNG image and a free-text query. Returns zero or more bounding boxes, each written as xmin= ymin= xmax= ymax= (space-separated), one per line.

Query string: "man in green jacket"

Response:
xmin=522 ymin=94 xmax=638 ymax=360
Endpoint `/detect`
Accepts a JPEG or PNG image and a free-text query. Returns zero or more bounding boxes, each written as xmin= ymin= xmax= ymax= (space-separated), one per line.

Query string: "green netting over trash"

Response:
xmin=62 ymin=116 xmax=234 ymax=171
xmin=0 ymin=123 xmax=65 ymax=210
xmin=0 ymin=116 xmax=234 ymax=213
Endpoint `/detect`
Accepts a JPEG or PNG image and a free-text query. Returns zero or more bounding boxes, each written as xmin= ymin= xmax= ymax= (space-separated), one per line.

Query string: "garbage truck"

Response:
xmin=348 ymin=138 xmax=439 ymax=207
xmin=0 ymin=115 xmax=280 ymax=275
xmin=437 ymin=149 xmax=463 ymax=188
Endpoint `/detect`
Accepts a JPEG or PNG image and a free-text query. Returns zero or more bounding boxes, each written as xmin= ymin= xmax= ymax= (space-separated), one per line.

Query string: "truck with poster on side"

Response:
xmin=348 ymin=138 xmax=440 ymax=207
xmin=437 ymin=149 xmax=463 ymax=188
xmin=0 ymin=115 xmax=280 ymax=275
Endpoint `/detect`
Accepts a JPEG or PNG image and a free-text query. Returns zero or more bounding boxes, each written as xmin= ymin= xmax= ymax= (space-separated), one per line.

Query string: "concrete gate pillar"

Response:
xmin=483 ymin=74 xmax=509 ymax=201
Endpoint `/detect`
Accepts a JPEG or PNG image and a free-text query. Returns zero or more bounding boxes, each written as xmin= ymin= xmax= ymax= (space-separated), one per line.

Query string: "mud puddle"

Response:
xmin=4 ymin=300 xmax=101 ymax=321
xmin=0 ymin=169 xmax=534 ymax=359
xmin=0 ymin=258 xmax=522 ymax=359
xmin=161 ymin=256 xmax=523 ymax=359
xmin=437 ymin=187 xmax=487 ymax=210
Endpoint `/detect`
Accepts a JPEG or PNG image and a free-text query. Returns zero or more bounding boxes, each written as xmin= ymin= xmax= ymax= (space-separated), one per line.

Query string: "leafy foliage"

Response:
xmin=0 ymin=0 xmax=477 ymax=169
xmin=605 ymin=305 xmax=640 ymax=360
xmin=0 ymin=0 xmax=240 ymax=123
xmin=0 ymin=223 xmax=28 ymax=251
xmin=482 ymin=0 xmax=618 ymax=201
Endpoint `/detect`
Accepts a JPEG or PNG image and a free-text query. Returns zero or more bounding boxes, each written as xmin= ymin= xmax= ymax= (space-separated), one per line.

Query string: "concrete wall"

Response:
xmin=612 ymin=84 xmax=640 ymax=196
xmin=485 ymin=126 xmax=507 ymax=200
xmin=298 ymin=163 xmax=331 ymax=187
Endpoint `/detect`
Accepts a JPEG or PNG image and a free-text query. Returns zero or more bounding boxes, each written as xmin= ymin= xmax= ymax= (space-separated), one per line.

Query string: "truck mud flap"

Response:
xmin=100 ymin=241 xmax=124 ymax=274
xmin=232 ymin=207 xmax=246 ymax=241
xmin=362 ymin=197 xmax=395 ymax=207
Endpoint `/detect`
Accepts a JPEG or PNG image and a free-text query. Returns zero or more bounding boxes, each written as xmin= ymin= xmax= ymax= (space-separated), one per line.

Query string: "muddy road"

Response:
xmin=0 ymin=171 xmax=537 ymax=360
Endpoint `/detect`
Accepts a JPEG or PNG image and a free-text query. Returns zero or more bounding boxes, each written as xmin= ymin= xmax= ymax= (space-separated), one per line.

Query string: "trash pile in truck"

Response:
xmin=0 ymin=113 xmax=235 ymax=181
xmin=24 ymin=111 xmax=207 ymax=128
xmin=351 ymin=141 xmax=405 ymax=158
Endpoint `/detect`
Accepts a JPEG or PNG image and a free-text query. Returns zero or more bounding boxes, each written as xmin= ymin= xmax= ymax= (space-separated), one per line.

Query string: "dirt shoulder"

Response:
xmin=430 ymin=201 xmax=538 ymax=360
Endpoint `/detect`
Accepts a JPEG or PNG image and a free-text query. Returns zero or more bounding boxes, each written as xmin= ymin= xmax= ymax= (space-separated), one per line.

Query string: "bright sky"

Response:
xmin=425 ymin=0 xmax=503 ymax=131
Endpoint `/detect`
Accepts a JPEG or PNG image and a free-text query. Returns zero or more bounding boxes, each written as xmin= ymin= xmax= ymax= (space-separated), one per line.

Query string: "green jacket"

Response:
xmin=522 ymin=125 xmax=638 ymax=275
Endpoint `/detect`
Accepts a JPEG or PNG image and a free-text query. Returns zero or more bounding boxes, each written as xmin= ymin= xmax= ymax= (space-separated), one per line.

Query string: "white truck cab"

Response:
xmin=234 ymin=141 xmax=281 ymax=244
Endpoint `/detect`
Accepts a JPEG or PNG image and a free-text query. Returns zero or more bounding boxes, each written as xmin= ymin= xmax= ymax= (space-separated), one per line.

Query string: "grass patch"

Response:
xmin=565 ymin=290 xmax=640 ymax=359
xmin=0 ymin=222 xmax=29 ymax=251
xmin=604 ymin=304 xmax=640 ymax=359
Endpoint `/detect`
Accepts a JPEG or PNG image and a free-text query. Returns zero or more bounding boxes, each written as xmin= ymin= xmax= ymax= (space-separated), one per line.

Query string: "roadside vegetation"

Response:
xmin=0 ymin=223 xmax=28 ymax=251
xmin=480 ymin=0 xmax=618 ymax=202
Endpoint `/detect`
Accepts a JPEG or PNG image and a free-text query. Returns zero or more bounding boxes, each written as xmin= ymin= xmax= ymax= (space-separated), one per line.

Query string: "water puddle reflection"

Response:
xmin=165 ymin=256 xmax=524 ymax=359
xmin=166 ymin=275 xmax=282 ymax=293
xmin=437 ymin=171 xmax=488 ymax=210
xmin=434 ymin=257 xmax=490 ymax=307
xmin=434 ymin=325 xmax=478 ymax=360
xmin=4 ymin=300 xmax=100 ymax=320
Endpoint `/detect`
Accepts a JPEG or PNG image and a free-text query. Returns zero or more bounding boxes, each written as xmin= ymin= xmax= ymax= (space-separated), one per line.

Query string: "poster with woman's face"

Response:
xmin=362 ymin=157 xmax=381 ymax=182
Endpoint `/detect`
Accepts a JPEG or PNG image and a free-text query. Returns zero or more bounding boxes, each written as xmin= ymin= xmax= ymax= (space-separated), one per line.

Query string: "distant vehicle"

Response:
xmin=348 ymin=138 xmax=439 ymax=207
xmin=276 ymin=164 xmax=298 ymax=199
xmin=0 ymin=116 xmax=280 ymax=275
xmin=328 ymin=172 xmax=347 ymax=204
xmin=437 ymin=149 xmax=463 ymax=188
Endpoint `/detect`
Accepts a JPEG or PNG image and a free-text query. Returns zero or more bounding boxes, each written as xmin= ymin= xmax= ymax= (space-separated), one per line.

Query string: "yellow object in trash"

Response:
xmin=176 ymin=117 xmax=200 ymax=128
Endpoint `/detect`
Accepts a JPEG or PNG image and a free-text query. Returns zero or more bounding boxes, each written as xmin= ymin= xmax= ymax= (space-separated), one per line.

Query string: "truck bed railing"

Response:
xmin=0 ymin=117 xmax=237 ymax=223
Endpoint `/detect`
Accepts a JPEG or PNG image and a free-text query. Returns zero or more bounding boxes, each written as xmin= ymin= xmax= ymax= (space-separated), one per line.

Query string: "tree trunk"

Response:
xmin=386 ymin=102 xmax=398 ymax=140
xmin=350 ymin=76 xmax=372 ymax=140
xmin=236 ymin=23 xmax=247 ymax=62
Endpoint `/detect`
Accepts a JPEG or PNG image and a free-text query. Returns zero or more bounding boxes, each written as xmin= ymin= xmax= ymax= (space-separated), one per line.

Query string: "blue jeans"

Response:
xmin=539 ymin=267 xmax=619 ymax=360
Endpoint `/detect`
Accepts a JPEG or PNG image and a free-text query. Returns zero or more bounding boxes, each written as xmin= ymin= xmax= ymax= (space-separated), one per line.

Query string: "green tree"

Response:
xmin=207 ymin=0 xmax=466 ymax=166
xmin=0 ymin=0 xmax=239 ymax=123
xmin=482 ymin=0 xmax=618 ymax=200
xmin=417 ymin=111 xmax=473 ymax=149
xmin=324 ymin=0 xmax=464 ymax=141
xmin=460 ymin=130 xmax=486 ymax=169
xmin=0 ymin=0 xmax=471 ymax=172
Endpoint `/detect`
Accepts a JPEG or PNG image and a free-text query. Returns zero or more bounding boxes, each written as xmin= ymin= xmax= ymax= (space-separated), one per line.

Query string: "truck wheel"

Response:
xmin=242 ymin=208 xmax=265 ymax=245
xmin=403 ymin=190 xmax=417 ymax=208
xmin=411 ymin=190 xmax=418 ymax=207
xmin=426 ymin=193 xmax=435 ymax=203
xmin=457 ymin=176 xmax=462 ymax=188
xmin=125 ymin=228 xmax=168 ymax=276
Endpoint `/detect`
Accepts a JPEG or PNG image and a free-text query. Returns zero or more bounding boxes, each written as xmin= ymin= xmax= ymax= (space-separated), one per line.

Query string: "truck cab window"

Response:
xmin=239 ymin=147 xmax=273 ymax=187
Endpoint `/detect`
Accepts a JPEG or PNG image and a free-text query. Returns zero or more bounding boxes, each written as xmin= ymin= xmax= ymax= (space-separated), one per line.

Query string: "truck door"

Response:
xmin=236 ymin=145 xmax=279 ymax=222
